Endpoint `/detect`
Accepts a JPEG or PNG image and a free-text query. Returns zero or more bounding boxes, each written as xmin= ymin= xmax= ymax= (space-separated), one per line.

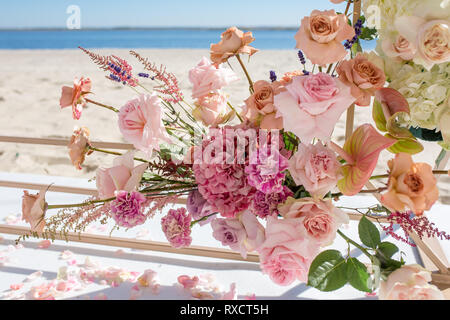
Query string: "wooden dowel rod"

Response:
xmin=0 ymin=136 xmax=134 ymax=150
xmin=0 ymin=180 xmax=188 ymax=205
xmin=0 ymin=224 xmax=259 ymax=263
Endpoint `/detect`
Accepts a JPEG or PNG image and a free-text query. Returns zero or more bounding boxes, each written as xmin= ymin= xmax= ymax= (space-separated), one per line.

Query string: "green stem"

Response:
xmin=47 ymin=197 xmax=115 ymax=210
xmin=235 ymin=54 xmax=254 ymax=94
xmin=88 ymin=147 xmax=149 ymax=163
xmin=227 ymin=102 xmax=244 ymax=123
xmin=190 ymin=212 xmax=219 ymax=227
xmin=326 ymin=63 xmax=334 ymax=74
xmin=337 ymin=230 xmax=373 ymax=260
xmin=370 ymin=170 xmax=448 ymax=180
xmin=331 ymin=187 xmax=388 ymax=198
xmin=85 ymin=98 xmax=119 ymax=113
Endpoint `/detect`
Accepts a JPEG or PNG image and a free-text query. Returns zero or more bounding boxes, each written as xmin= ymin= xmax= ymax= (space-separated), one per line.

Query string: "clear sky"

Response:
xmin=0 ymin=0 xmax=349 ymax=29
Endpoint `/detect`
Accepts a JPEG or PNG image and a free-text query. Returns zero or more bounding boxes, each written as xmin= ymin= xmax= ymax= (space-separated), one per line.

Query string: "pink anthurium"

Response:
xmin=372 ymin=88 xmax=423 ymax=154
xmin=330 ymin=124 xmax=396 ymax=196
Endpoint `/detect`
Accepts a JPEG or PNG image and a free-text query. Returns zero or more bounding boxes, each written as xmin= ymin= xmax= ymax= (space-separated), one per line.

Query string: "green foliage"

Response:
xmin=359 ymin=15 xmax=379 ymax=41
xmin=346 ymin=258 xmax=372 ymax=293
xmin=358 ymin=216 xmax=381 ymax=249
xmin=308 ymin=250 xmax=348 ymax=292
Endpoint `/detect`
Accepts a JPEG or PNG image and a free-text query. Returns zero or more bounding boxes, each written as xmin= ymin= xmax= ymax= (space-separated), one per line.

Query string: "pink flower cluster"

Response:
xmin=110 ymin=190 xmax=147 ymax=228
xmin=161 ymin=207 xmax=192 ymax=248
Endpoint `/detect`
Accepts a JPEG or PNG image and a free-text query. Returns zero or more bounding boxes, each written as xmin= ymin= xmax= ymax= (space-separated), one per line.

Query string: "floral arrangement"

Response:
xmin=18 ymin=0 xmax=450 ymax=300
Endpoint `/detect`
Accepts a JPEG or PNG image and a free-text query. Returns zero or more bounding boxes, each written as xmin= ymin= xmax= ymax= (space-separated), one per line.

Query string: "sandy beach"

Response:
xmin=0 ymin=48 xmax=448 ymax=201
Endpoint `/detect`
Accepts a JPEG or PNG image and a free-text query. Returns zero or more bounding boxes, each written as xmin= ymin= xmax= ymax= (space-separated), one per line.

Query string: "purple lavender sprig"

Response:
xmin=344 ymin=18 xmax=363 ymax=50
xmin=269 ymin=70 xmax=277 ymax=82
xmin=298 ymin=50 xmax=306 ymax=65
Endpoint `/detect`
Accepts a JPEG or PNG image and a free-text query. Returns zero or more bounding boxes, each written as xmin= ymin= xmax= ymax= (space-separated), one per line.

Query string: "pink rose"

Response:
xmin=211 ymin=211 xmax=265 ymax=258
xmin=118 ymin=94 xmax=170 ymax=156
xmin=336 ymin=53 xmax=386 ymax=106
xmin=241 ymin=80 xmax=284 ymax=130
xmin=22 ymin=189 xmax=48 ymax=232
xmin=379 ymin=265 xmax=445 ymax=300
xmin=295 ymin=10 xmax=355 ymax=66
xmin=382 ymin=35 xmax=417 ymax=61
xmin=210 ymin=27 xmax=259 ymax=65
xmin=257 ymin=216 xmax=320 ymax=286
xmin=189 ymin=57 xmax=238 ymax=99
xmin=96 ymin=151 xmax=148 ymax=199
xmin=274 ymin=72 xmax=355 ymax=144
xmin=288 ymin=142 xmax=341 ymax=198
xmin=193 ymin=92 xmax=233 ymax=127
xmin=278 ymin=197 xmax=348 ymax=246
xmin=59 ymin=77 xmax=92 ymax=120
xmin=396 ymin=16 xmax=450 ymax=70
xmin=68 ymin=126 xmax=93 ymax=170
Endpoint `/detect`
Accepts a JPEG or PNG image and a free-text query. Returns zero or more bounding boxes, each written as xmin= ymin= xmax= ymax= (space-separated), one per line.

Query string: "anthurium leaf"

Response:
xmin=387 ymin=135 xmax=424 ymax=155
xmin=307 ymin=250 xmax=348 ymax=292
xmin=372 ymin=100 xmax=387 ymax=132
xmin=358 ymin=216 xmax=381 ymax=249
xmin=346 ymin=258 xmax=372 ymax=293
xmin=337 ymin=124 xmax=396 ymax=196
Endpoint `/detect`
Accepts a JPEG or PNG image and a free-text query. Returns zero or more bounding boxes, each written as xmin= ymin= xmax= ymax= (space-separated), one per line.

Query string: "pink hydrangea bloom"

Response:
xmin=110 ymin=190 xmax=147 ymax=228
xmin=192 ymin=127 xmax=256 ymax=218
xmin=245 ymin=146 xmax=289 ymax=194
xmin=189 ymin=57 xmax=238 ymax=99
xmin=251 ymin=186 xmax=293 ymax=219
xmin=257 ymin=216 xmax=320 ymax=286
xmin=161 ymin=208 xmax=192 ymax=248
xmin=288 ymin=142 xmax=341 ymax=198
xmin=118 ymin=93 xmax=171 ymax=156
xmin=274 ymin=73 xmax=355 ymax=144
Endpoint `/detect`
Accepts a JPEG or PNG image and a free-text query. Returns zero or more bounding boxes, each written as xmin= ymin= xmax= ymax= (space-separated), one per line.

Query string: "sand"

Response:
xmin=0 ymin=48 xmax=448 ymax=201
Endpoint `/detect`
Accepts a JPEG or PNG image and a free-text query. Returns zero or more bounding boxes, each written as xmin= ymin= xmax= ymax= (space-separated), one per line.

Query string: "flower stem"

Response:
xmin=47 ymin=197 xmax=115 ymax=210
xmin=85 ymin=98 xmax=119 ymax=113
xmin=190 ymin=212 xmax=218 ymax=227
xmin=337 ymin=229 xmax=373 ymax=260
xmin=88 ymin=146 xmax=148 ymax=163
xmin=227 ymin=102 xmax=244 ymax=123
xmin=331 ymin=187 xmax=388 ymax=198
xmin=370 ymin=170 xmax=448 ymax=180
xmin=235 ymin=54 xmax=254 ymax=94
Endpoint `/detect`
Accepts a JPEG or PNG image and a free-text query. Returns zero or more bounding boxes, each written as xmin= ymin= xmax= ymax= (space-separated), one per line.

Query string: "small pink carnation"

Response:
xmin=110 ymin=190 xmax=147 ymax=228
xmin=161 ymin=208 xmax=192 ymax=248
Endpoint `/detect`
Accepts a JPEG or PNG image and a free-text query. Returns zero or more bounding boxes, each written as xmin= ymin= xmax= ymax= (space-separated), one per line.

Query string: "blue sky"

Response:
xmin=0 ymin=0 xmax=349 ymax=28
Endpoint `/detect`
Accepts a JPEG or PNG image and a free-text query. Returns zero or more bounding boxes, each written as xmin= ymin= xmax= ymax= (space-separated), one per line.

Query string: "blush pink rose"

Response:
xmin=295 ymin=10 xmax=355 ymax=66
xmin=189 ymin=57 xmax=238 ymax=99
xmin=96 ymin=151 xmax=148 ymax=199
xmin=118 ymin=93 xmax=171 ymax=156
xmin=22 ymin=189 xmax=48 ymax=233
xmin=257 ymin=216 xmax=320 ymax=286
xmin=211 ymin=211 xmax=265 ymax=259
xmin=193 ymin=92 xmax=234 ymax=127
xmin=210 ymin=27 xmax=259 ymax=65
xmin=379 ymin=265 xmax=444 ymax=300
xmin=336 ymin=53 xmax=386 ymax=106
xmin=274 ymin=72 xmax=355 ymax=144
xmin=278 ymin=197 xmax=348 ymax=246
xmin=396 ymin=16 xmax=450 ymax=70
xmin=288 ymin=142 xmax=341 ymax=198
xmin=59 ymin=77 xmax=92 ymax=120
xmin=68 ymin=126 xmax=93 ymax=170
xmin=382 ymin=35 xmax=417 ymax=61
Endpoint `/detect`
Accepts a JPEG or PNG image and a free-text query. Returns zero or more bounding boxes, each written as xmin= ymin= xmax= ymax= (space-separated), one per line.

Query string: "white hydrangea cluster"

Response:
xmin=387 ymin=62 xmax=450 ymax=131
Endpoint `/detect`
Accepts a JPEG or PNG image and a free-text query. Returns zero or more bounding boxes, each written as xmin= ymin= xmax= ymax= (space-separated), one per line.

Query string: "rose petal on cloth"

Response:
xmin=38 ymin=240 xmax=51 ymax=249
xmin=25 ymin=271 xmax=43 ymax=282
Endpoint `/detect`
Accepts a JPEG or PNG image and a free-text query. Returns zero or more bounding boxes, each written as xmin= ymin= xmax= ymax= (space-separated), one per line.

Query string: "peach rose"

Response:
xmin=396 ymin=16 xmax=450 ymax=70
xmin=278 ymin=197 xmax=348 ymax=246
xmin=96 ymin=151 xmax=148 ymax=199
xmin=22 ymin=189 xmax=48 ymax=232
xmin=241 ymin=80 xmax=284 ymax=130
xmin=330 ymin=0 xmax=346 ymax=3
xmin=336 ymin=53 xmax=386 ymax=106
xmin=193 ymin=92 xmax=234 ymax=127
xmin=295 ymin=10 xmax=355 ymax=66
xmin=210 ymin=27 xmax=259 ymax=65
xmin=68 ymin=126 xmax=93 ymax=170
xmin=382 ymin=35 xmax=417 ymax=61
xmin=118 ymin=93 xmax=171 ymax=156
xmin=59 ymin=77 xmax=92 ymax=120
xmin=381 ymin=153 xmax=439 ymax=216
xmin=280 ymin=70 xmax=306 ymax=84
xmin=379 ymin=264 xmax=444 ymax=300
xmin=288 ymin=142 xmax=341 ymax=198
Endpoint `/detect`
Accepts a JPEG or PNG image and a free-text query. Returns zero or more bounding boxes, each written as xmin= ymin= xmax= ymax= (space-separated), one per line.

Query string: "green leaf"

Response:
xmin=346 ymin=258 xmax=372 ymax=293
xmin=377 ymin=242 xmax=399 ymax=260
xmin=358 ymin=216 xmax=381 ymax=249
xmin=308 ymin=250 xmax=348 ymax=292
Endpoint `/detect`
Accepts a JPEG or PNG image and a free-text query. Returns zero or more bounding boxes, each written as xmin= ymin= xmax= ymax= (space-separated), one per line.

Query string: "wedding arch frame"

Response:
xmin=0 ymin=0 xmax=448 ymax=291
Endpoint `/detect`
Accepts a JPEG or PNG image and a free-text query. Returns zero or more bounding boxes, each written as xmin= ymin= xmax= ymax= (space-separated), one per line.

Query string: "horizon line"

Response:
xmin=0 ymin=26 xmax=299 ymax=31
